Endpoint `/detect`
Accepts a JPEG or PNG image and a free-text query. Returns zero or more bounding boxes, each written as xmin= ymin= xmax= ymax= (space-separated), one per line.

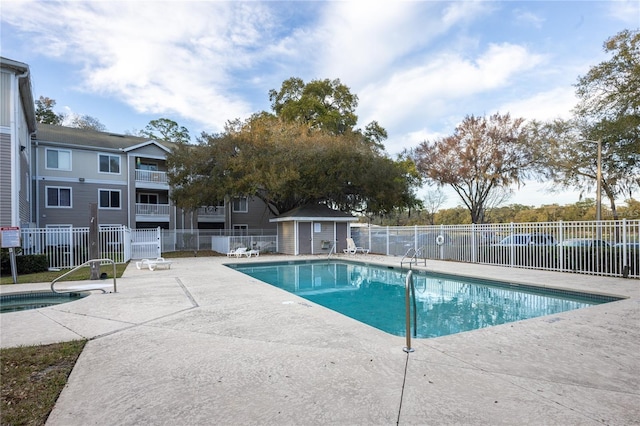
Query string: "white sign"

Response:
xmin=0 ymin=227 xmax=21 ymax=248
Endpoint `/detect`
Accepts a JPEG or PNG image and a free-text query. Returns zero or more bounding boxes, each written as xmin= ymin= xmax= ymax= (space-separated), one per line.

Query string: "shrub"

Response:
xmin=1 ymin=249 xmax=48 ymax=275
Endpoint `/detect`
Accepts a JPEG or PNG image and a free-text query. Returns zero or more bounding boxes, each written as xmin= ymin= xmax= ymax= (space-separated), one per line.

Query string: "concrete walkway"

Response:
xmin=1 ymin=255 xmax=638 ymax=425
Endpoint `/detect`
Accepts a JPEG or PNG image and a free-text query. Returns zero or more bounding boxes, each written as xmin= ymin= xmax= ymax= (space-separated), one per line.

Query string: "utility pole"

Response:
xmin=596 ymin=138 xmax=602 ymax=222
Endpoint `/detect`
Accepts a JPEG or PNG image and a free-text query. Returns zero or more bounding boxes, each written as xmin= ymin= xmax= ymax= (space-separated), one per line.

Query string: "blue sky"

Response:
xmin=2 ymin=1 xmax=638 ymax=209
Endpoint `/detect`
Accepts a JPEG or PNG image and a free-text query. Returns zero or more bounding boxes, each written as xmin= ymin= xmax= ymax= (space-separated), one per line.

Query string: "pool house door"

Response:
xmin=298 ymin=222 xmax=312 ymax=255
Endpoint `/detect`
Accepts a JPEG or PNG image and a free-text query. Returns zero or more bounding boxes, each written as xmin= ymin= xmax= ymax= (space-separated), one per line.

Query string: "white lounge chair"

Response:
xmin=227 ymin=247 xmax=250 ymax=258
xmin=136 ymin=257 xmax=173 ymax=271
xmin=343 ymin=238 xmax=369 ymax=255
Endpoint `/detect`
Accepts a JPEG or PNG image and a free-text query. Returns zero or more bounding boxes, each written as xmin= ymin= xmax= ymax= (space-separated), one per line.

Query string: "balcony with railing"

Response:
xmin=136 ymin=203 xmax=170 ymax=222
xmin=135 ymin=169 xmax=168 ymax=188
xmin=197 ymin=205 xmax=225 ymax=223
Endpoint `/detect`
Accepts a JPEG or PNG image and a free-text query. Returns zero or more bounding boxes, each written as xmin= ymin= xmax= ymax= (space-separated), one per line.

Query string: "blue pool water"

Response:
xmin=229 ymin=260 xmax=619 ymax=338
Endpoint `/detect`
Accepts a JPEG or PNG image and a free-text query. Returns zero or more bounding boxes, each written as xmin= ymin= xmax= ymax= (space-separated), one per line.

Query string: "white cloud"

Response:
xmin=2 ymin=1 xmax=278 ymax=131
xmin=513 ymin=9 xmax=545 ymax=28
xmin=607 ymin=0 xmax=640 ymax=25
xmin=357 ymin=42 xmax=545 ymax=153
xmin=499 ymin=87 xmax=577 ymax=122
xmin=312 ymin=1 xmax=495 ymax=87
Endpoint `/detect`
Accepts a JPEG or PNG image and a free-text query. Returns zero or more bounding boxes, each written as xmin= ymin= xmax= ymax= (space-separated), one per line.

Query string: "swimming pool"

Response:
xmin=228 ymin=260 xmax=620 ymax=338
xmin=0 ymin=291 xmax=88 ymax=314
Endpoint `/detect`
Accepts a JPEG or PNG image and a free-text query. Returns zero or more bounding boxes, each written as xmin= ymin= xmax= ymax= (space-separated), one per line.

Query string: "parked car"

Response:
xmin=559 ymin=238 xmax=611 ymax=248
xmin=492 ymin=233 xmax=556 ymax=247
xmin=614 ymin=242 xmax=640 ymax=249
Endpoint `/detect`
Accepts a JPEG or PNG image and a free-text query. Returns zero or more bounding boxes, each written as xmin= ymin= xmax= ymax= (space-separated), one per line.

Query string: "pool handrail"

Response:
xmin=401 ymin=247 xmax=427 ymax=269
xmin=51 ymin=258 xmax=117 ymax=294
xmin=403 ymin=270 xmax=416 ymax=353
xmin=327 ymin=240 xmax=337 ymax=259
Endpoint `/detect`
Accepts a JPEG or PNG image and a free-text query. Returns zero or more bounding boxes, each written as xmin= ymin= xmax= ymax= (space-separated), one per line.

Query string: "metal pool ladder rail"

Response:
xmin=326 ymin=240 xmax=337 ymax=259
xmin=403 ymin=270 xmax=417 ymax=353
xmin=401 ymin=247 xmax=426 ymax=269
xmin=51 ymin=258 xmax=117 ymax=294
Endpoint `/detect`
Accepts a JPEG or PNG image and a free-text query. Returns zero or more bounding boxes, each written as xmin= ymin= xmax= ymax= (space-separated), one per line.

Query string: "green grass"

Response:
xmin=161 ymin=249 xmax=224 ymax=258
xmin=0 ymin=250 xmax=230 ymax=285
xmin=1 ymin=340 xmax=87 ymax=426
xmin=1 ymin=263 xmax=129 ymax=286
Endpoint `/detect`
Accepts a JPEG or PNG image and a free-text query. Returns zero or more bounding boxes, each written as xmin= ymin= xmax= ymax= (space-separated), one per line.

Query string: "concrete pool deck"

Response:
xmin=1 ymin=255 xmax=638 ymax=425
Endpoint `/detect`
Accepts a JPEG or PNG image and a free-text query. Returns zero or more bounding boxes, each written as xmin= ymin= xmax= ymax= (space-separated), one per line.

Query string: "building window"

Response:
xmin=46 ymin=187 xmax=72 ymax=208
xmin=99 ymin=154 xmax=120 ymax=174
xmin=99 ymin=189 xmax=121 ymax=209
xmin=233 ymin=224 xmax=248 ymax=232
xmin=233 ymin=197 xmax=248 ymax=213
xmin=46 ymin=149 xmax=71 ymax=171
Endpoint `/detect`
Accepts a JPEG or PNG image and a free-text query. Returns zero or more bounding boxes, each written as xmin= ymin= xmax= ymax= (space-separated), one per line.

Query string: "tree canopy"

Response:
xmin=35 ymin=96 xmax=64 ymax=125
xmin=532 ymin=29 xmax=640 ymax=219
xmin=167 ymin=114 xmax=420 ymax=216
xmin=35 ymin=96 xmax=105 ymax=131
xmin=138 ymin=118 xmax=191 ymax=144
xmin=412 ymin=113 xmax=535 ymax=224
xmin=575 ymin=29 xmax=640 ymax=120
xmin=269 ymin=77 xmax=358 ymax=135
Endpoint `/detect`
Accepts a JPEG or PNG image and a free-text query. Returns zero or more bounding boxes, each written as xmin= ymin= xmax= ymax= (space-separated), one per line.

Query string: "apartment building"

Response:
xmin=34 ymin=123 xmax=277 ymax=232
xmin=2 ymin=56 xmax=275 ymax=234
xmin=0 ymin=57 xmax=37 ymax=228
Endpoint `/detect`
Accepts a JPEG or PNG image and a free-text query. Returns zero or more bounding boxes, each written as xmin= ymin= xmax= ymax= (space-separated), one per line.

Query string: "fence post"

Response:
xmin=471 ymin=223 xmax=477 ymax=264
xmin=386 ymin=226 xmax=390 ymax=256
xmin=509 ymin=222 xmax=515 ymax=268
xmin=89 ymin=203 xmax=100 ymax=279
xmin=558 ymin=221 xmax=564 ymax=272
xmin=157 ymin=227 xmax=162 ymax=258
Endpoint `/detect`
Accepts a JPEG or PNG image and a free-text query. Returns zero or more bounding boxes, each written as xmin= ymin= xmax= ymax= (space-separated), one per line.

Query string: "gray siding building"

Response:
xmin=33 ymin=124 xmax=277 ymax=232
xmin=0 ymin=57 xmax=37 ymax=228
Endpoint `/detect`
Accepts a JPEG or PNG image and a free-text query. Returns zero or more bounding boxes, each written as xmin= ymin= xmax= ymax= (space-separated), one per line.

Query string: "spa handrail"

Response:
xmin=51 ymin=258 xmax=117 ymax=294
xmin=403 ymin=270 xmax=416 ymax=353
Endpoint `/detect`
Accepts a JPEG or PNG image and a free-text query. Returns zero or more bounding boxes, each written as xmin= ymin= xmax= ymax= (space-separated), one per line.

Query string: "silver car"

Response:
xmin=493 ymin=233 xmax=556 ymax=247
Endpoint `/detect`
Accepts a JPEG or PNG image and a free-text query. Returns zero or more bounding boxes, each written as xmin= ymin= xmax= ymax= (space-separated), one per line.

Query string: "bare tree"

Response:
xmin=66 ymin=114 xmax=106 ymax=132
xmin=413 ymin=113 xmax=534 ymax=224
xmin=422 ymin=189 xmax=447 ymax=225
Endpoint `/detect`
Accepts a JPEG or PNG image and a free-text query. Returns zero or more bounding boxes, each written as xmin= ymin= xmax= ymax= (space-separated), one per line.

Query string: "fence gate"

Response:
xmin=131 ymin=227 xmax=161 ymax=259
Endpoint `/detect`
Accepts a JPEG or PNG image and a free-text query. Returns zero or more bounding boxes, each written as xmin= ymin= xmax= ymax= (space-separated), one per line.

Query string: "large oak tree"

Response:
xmin=168 ymin=115 xmax=419 ymax=216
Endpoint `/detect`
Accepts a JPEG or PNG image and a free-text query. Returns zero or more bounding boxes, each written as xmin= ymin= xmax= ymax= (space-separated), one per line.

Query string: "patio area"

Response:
xmin=1 ymin=255 xmax=638 ymax=425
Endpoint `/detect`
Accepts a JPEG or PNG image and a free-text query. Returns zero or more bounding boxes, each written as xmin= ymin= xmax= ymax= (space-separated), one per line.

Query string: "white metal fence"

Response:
xmin=20 ymin=226 xmax=130 ymax=270
xmin=159 ymin=229 xmax=277 ymax=253
xmin=351 ymin=220 xmax=640 ymax=278
xmin=131 ymin=228 xmax=161 ymax=259
xmin=13 ymin=221 xmax=639 ymax=278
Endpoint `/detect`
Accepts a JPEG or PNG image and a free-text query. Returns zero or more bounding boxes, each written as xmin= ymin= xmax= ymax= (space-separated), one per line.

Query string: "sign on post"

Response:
xmin=1 ymin=227 xmax=21 ymax=284
xmin=1 ymin=227 xmax=21 ymax=248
